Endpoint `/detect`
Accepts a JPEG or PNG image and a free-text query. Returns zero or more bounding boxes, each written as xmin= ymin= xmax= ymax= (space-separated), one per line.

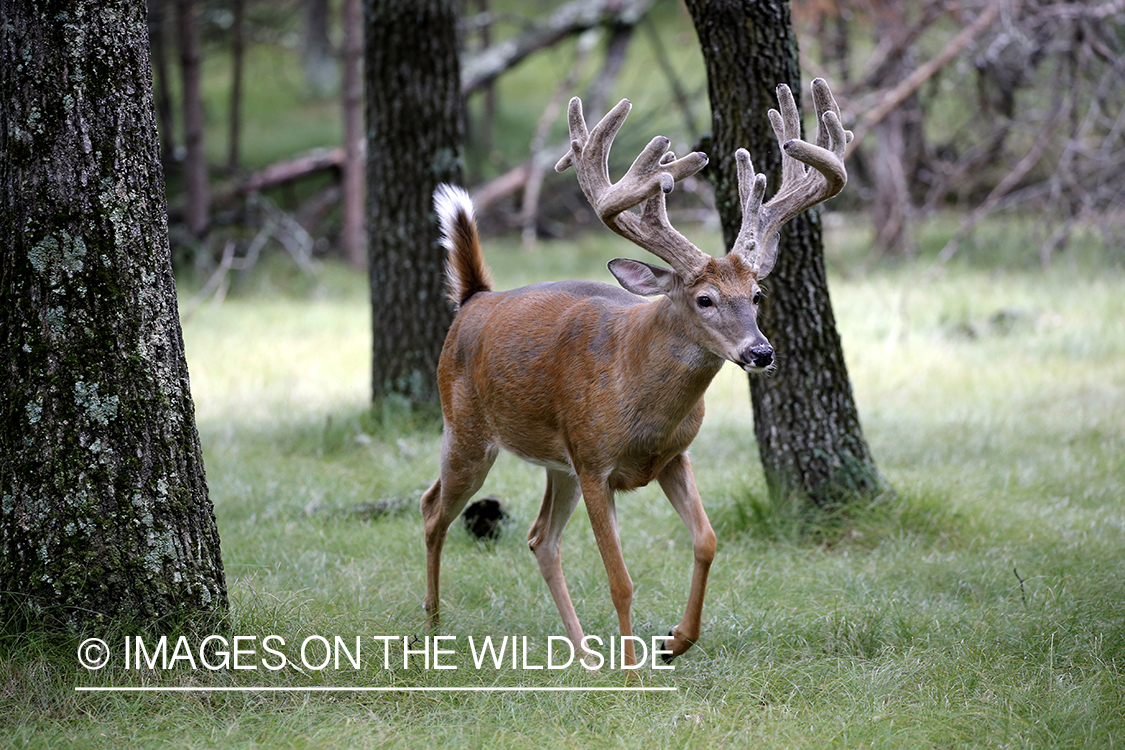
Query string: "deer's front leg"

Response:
xmin=656 ymin=453 xmax=716 ymax=660
xmin=579 ymin=475 xmax=637 ymax=667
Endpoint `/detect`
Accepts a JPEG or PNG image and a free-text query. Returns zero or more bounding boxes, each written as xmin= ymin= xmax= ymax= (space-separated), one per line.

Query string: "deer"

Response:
xmin=422 ymin=79 xmax=851 ymax=667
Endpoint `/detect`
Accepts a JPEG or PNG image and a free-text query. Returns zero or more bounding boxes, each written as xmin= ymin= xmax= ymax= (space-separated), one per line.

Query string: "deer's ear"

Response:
xmin=608 ymin=258 xmax=677 ymax=297
xmin=753 ymin=234 xmax=780 ymax=280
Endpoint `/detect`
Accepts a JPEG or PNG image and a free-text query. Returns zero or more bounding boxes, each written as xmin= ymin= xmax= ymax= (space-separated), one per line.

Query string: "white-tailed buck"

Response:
xmin=424 ymin=79 xmax=851 ymax=665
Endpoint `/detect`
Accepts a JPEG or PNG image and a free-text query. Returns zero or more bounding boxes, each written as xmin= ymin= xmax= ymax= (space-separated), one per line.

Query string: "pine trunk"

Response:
xmin=0 ymin=0 xmax=227 ymax=627
xmin=365 ymin=0 xmax=464 ymax=403
xmin=685 ymin=0 xmax=884 ymax=506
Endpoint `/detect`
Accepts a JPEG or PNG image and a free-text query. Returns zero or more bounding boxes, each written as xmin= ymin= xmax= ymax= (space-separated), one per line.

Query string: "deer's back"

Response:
xmin=437 ymin=280 xmax=710 ymax=487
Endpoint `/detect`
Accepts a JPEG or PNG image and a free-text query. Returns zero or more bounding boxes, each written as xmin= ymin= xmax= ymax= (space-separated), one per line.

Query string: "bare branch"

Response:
xmin=461 ymin=0 xmax=653 ymax=94
xmin=847 ymin=2 xmax=1004 ymax=157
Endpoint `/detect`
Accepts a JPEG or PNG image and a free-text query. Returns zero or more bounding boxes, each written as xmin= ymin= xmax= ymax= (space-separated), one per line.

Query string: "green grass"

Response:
xmin=8 ymin=4 xmax=1122 ymax=745
xmin=4 ymin=218 xmax=1123 ymax=747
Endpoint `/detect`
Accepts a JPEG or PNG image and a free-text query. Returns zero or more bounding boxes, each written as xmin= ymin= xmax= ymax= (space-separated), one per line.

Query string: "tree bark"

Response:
xmin=0 ymin=0 xmax=227 ymax=627
xmin=176 ymin=0 xmax=210 ymax=237
xmin=365 ymin=0 xmax=464 ymax=403
xmin=685 ymin=0 xmax=883 ymax=506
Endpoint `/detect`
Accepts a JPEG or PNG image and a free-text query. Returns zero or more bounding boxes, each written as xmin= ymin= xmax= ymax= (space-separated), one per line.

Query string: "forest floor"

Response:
xmin=5 ymin=217 xmax=1124 ymax=748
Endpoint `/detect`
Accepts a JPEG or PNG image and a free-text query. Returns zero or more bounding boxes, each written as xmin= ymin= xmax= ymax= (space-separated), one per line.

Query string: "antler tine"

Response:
xmin=556 ymin=96 xmax=711 ymax=280
xmin=733 ymin=78 xmax=853 ymax=279
xmin=770 ymin=84 xmax=806 ymax=192
xmin=810 ymin=76 xmax=852 ymax=152
xmin=729 ymin=149 xmax=768 ymax=260
xmin=766 ymin=79 xmax=850 ymax=209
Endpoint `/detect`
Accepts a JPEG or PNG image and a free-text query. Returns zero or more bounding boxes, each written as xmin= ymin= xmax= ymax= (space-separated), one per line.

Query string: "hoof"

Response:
xmin=660 ymin=628 xmax=677 ymax=664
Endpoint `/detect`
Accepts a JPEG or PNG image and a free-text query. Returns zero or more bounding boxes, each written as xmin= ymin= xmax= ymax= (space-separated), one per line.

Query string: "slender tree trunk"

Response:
xmin=365 ymin=0 xmax=464 ymax=403
xmin=685 ymin=0 xmax=884 ymax=506
xmin=148 ymin=0 xmax=176 ymax=166
xmin=0 ymin=0 xmax=227 ymax=627
xmin=177 ymin=0 xmax=210 ymax=237
xmin=228 ymin=0 xmax=244 ymax=174
xmin=475 ymin=0 xmax=496 ymax=165
xmin=868 ymin=4 xmax=919 ymax=258
xmin=304 ymin=0 xmax=338 ymax=95
xmin=341 ymin=0 xmax=365 ymax=269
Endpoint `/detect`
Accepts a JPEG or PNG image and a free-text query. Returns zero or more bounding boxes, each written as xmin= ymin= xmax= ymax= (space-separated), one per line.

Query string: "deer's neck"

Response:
xmin=618 ymin=296 xmax=724 ymax=411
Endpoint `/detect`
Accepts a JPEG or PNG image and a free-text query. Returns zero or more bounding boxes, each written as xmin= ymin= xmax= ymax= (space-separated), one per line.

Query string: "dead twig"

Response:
xmin=1013 ymin=566 xmax=1028 ymax=608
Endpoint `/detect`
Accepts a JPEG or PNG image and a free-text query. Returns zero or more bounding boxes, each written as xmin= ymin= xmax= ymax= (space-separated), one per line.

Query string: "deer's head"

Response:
xmin=556 ymin=79 xmax=852 ymax=373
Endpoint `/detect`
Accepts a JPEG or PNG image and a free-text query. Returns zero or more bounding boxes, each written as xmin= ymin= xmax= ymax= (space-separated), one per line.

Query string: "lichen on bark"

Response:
xmin=0 ymin=0 xmax=227 ymax=628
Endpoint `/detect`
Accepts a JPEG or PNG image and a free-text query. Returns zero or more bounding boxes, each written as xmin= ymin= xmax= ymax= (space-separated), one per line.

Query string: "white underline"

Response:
xmin=76 ymin=685 xmax=677 ymax=693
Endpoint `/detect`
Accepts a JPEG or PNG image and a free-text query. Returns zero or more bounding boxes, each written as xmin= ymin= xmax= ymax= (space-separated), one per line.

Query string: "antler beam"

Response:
xmin=555 ymin=97 xmax=711 ymax=281
xmin=731 ymin=78 xmax=853 ymax=279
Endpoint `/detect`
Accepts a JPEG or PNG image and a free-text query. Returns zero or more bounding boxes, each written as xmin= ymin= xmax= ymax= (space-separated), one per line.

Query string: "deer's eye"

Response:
xmin=752 ymin=292 xmax=763 ymax=305
xmin=696 ymin=295 xmax=713 ymax=309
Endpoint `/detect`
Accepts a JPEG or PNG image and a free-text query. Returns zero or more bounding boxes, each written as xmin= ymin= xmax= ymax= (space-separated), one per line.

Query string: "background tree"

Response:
xmin=177 ymin=0 xmax=210 ymax=237
xmin=365 ymin=0 xmax=465 ymax=403
xmin=341 ymin=0 xmax=365 ymax=269
xmin=685 ymin=0 xmax=884 ymax=506
xmin=304 ymin=0 xmax=338 ymax=95
xmin=148 ymin=0 xmax=176 ymax=168
xmin=0 ymin=0 xmax=227 ymax=626
xmin=227 ymin=0 xmax=245 ymax=174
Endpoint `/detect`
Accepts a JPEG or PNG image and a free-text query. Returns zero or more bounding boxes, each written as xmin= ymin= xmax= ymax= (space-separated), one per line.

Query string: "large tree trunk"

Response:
xmin=0 ymin=0 xmax=227 ymax=627
xmin=685 ymin=0 xmax=883 ymax=506
xmin=365 ymin=0 xmax=464 ymax=403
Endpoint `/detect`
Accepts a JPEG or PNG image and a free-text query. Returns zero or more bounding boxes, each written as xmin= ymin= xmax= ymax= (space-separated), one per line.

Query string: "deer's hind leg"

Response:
xmin=422 ymin=430 xmax=498 ymax=629
xmin=527 ymin=469 xmax=586 ymax=656
xmin=580 ymin=474 xmax=639 ymax=667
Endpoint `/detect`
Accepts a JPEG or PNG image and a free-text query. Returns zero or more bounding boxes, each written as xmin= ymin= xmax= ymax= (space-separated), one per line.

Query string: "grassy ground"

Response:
xmin=6 ymin=3 xmax=1122 ymax=745
xmin=4 ymin=218 xmax=1123 ymax=748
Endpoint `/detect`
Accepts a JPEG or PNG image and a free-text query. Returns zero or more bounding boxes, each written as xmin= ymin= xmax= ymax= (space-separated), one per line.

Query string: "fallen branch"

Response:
xmin=180 ymin=240 xmax=236 ymax=320
xmin=472 ymin=162 xmax=532 ymax=214
xmin=179 ymin=196 xmax=320 ymax=319
xmin=237 ymin=147 xmax=345 ymax=194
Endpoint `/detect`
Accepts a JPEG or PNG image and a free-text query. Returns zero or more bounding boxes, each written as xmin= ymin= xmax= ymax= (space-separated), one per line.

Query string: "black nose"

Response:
xmin=742 ymin=344 xmax=774 ymax=369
